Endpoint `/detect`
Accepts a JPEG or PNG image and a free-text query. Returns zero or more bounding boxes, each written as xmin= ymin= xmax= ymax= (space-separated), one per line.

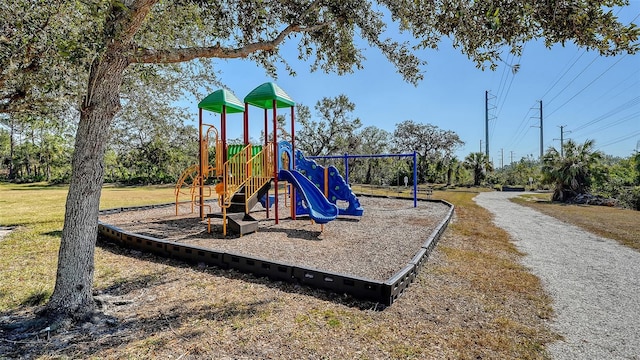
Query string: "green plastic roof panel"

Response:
xmin=198 ymin=89 xmax=245 ymax=114
xmin=244 ymin=82 xmax=295 ymax=109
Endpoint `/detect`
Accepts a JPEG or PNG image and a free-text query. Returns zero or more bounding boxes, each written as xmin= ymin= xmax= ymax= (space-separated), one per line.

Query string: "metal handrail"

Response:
xmin=219 ymin=144 xmax=252 ymax=209
xmin=243 ymin=142 xmax=275 ymax=212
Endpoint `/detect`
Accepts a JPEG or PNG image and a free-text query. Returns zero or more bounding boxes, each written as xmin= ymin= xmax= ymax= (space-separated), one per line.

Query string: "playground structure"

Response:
xmin=102 ymin=83 xmax=454 ymax=306
xmin=175 ymin=83 xmax=363 ymax=235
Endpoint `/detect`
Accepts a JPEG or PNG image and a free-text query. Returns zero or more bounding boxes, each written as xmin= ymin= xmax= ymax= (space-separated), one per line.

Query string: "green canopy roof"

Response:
xmin=244 ymin=82 xmax=295 ymax=109
xmin=198 ymin=89 xmax=245 ymax=114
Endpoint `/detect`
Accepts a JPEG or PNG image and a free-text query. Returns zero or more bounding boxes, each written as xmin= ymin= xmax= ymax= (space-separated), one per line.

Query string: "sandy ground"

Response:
xmin=475 ymin=191 xmax=640 ymax=360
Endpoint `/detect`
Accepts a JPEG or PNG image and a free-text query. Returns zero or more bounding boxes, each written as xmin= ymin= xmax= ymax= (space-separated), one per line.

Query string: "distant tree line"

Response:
xmin=486 ymin=140 xmax=640 ymax=210
xmin=1 ymin=93 xmax=467 ymax=186
xmin=3 ymin=93 xmax=640 ymax=211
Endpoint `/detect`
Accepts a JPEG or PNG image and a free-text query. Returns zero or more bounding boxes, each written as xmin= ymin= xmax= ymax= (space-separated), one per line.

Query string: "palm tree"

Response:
xmin=445 ymin=156 xmax=461 ymax=185
xmin=541 ymin=139 xmax=602 ymax=201
xmin=464 ymin=152 xmax=492 ymax=186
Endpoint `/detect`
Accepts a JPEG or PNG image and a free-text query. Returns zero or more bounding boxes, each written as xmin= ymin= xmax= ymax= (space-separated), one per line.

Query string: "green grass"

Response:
xmin=0 ymin=182 xmax=176 ymax=311
xmin=0 ymin=182 xmax=557 ymax=359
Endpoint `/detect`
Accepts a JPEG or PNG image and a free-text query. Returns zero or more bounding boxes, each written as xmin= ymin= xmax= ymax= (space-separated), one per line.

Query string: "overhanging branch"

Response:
xmin=129 ymin=23 xmax=327 ymax=64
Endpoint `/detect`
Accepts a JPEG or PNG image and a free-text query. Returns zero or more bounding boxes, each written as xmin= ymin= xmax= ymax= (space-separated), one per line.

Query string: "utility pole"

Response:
xmin=485 ymin=91 xmax=490 ymax=158
xmin=500 ymin=148 xmax=504 ymax=168
xmin=480 ymin=140 xmax=483 ymax=153
xmin=557 ymin=125 xmax=570 ymax=157
xmin=539 ymin=100 xmax=543 ymax=159
xmin=554 ymin=125 xmax=570 ymax=157
xmin=510 ymin=151 xmax=515 ymax=164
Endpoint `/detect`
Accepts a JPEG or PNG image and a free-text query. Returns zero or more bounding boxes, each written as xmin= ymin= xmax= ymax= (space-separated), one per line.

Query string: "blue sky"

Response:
xmin=188 ymin=3 xmax=640 ymax=166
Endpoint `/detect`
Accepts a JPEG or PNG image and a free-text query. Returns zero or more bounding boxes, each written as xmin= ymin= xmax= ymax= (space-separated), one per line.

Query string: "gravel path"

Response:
xmin=475 ymin=191 xmax=640 ymax=360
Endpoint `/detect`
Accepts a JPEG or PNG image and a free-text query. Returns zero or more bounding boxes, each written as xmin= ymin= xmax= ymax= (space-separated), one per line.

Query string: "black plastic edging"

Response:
xmin=98 ymin=197 xmax=454 ymax=306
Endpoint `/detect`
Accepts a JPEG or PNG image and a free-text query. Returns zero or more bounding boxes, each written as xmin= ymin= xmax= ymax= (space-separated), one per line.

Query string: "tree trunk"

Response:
xmin=8 ymin=117 xmax=14 ymax=180
xmin=44 ymin=49 xmax=128 ymax=321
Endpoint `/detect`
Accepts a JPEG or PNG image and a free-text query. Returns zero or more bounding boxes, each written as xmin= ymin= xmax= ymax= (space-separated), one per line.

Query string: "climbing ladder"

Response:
xmin=175 ymin=124 xmax=223 ymax=215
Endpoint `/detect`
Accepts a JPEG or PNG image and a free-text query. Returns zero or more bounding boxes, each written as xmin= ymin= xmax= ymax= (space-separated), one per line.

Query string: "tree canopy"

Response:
xmin=296 ymin=95 xmax=362 ymax=156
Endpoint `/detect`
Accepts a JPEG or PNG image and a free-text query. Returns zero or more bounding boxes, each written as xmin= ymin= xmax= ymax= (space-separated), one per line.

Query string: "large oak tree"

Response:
xmin=3 ymin=0 xmax=638 ymax=326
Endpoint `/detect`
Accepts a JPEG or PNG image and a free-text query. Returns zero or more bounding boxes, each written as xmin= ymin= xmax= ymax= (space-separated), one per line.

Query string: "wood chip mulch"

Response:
xmin=99 ymin=196 xmax=451 ymax=281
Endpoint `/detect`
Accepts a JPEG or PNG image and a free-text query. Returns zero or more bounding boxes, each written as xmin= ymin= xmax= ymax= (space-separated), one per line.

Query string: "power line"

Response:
xmin=546 ymin=54 xmax=629 ymax=118
xmin=576 ymin=110 xmax=640 ymax=138
xmin=597 ymin=129 xmax=640 ymax=149
xmin=544 ymin=55 xmax=599 ymax=108
xmin=571 ymin=96 xmax=640 ymax=133
xmin=506 ymin=103 xmax=537 ymax=151
xmin=539 ymin=49 xmax=586 ymax=101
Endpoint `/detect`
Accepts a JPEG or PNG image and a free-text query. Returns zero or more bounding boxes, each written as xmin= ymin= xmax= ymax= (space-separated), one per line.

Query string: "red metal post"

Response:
xmin=243 ymin=103 xmax=249 ymax=145
xmin=273 ymin=100 xmax=279 ymax=224
xmin=198 ymin=108 xmax=204 ymax=218
xmin=290 ymin=106 xmax=296 ymax=219
xmin=264 ymin=108 xmax=270 ymax=219
xmin=221 ymin=105 xmax=227 ymax=161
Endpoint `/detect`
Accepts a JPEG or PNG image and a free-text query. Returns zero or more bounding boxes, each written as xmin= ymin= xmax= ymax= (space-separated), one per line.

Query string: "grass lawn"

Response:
xmin=0 ymin=183 xmax=557 ymax=359
xmin=513 ymin=193 xmax=640 ymax=251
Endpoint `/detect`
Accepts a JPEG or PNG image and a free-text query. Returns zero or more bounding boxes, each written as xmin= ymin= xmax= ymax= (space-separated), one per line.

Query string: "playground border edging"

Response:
xmin=97 ymin=196 xmax=453 ymax=306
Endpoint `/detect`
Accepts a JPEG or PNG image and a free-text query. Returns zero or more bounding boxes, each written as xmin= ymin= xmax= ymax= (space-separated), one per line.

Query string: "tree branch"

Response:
xmin=0 ymin=89 xmax=27 ymax=114
xmin=129 ymin=23 xmax=327 ymax=64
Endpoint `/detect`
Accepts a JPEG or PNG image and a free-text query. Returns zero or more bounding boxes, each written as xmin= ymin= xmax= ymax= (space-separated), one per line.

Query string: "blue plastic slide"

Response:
xmin=278 ymin=169 xmax=338 ymax=224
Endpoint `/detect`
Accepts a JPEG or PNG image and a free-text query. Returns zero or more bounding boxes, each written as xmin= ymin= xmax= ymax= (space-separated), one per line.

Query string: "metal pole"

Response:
xmin=413 ymin=151 xmax=418 ymax=208
xmin=199 ymin=108 xmax=204 ymax=218
xmin=539 ymin=100 xmax=544 ymax=159
xmin=243 ymin=103 xmax=249 ymax=145
xmin=264 ymin=108 xmax=269 ymax=219
xmin=560 ymin=125 xmax=565 ymax=157
xmin=221 ymin=106 xmax=227 ymax=161
xmin=291 ymin=106 xmax=296 ymax=220
xmin=344 ymin=153 xmax=349 ymax=185
xmin=485 ymin=91 xmax=489 ymax=157
xmin=273 ymin=100 xmax=279 ymax=224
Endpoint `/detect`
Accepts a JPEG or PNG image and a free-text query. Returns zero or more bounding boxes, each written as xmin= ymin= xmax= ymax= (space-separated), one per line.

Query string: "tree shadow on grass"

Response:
xmin=1 ymin=239 xmax=382 ymax=359
xmin=0 ymin=294 xmax=279 ymax=359
xmin=42 ymin=230 xmax=63 ymax=237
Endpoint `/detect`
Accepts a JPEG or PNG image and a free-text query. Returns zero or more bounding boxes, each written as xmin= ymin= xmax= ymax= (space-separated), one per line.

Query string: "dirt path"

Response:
xmin=475 ymin=191 xmax=640 ymax=360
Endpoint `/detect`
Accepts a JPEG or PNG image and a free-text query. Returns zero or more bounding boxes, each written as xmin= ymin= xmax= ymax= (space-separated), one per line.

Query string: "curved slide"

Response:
xmin=278 ymin=169 xmax=338 ymax=224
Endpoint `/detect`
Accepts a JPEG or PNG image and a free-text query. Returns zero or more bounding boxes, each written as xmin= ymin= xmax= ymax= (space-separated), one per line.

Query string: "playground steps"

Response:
xmin=228 ymin=182 xmax=271 ymax=213
xmin=227 ymin=213 xmax=259 ymax=236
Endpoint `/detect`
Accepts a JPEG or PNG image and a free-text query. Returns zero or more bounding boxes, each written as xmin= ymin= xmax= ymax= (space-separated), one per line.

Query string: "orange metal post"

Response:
xmin=324 ymin=167 xmax=329 ymax=198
